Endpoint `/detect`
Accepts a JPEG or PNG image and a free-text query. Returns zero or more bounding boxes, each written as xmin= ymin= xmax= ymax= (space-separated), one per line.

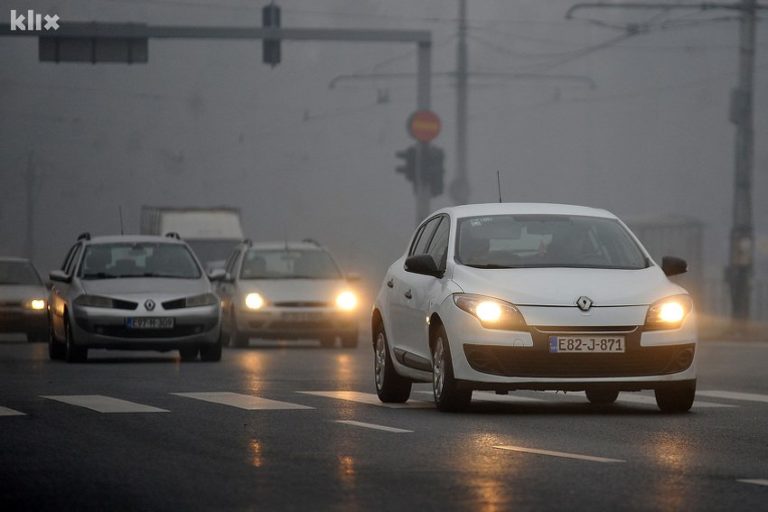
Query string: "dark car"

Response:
xmin=0 ymin=257 xmax=49 ymax=342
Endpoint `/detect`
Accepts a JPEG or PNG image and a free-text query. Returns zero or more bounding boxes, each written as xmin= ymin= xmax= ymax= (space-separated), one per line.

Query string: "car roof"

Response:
xmin=243 ymin=241 xmax=326 ymax=251
xmin=431 ymin=202 xmax=616 ymax=220
xmin=83 ymin=235 xmax=187 ymax=245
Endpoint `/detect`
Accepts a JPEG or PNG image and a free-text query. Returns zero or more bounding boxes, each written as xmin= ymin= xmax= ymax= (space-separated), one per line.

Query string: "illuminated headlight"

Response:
xmin=453 ymin=294 xmax=527 ymax=330
xmin=645 ymin=295 xmax=693 ymax=330
xmin=184 ymin=293 xmax=218 ymax=308
xmin=245 ymin=292 xmax=265 ymax=310
xmin=26 ymin=299 xmax=46 ymax=311
xmin=336 ymin=291 xmax=358 ymax=311
xmin=74 ymin=295 xmax=114 ymax=308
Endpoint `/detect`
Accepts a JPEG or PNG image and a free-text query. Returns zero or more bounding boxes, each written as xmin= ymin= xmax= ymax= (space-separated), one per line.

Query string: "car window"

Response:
xmin=240 ymin=249 xmax=341 ymax=279
xmin=60 ymin=243 xmax=78 ymax=272
xmin=410 ymin=217 xmax=441 ymax=256
xmin=426 ymin=216 xmax=450 ymax=270
xmin=0 ymin=261 xmax=42 ymax=285
xmin=65 ymin=245 xmax=83 ymax=276
xmin=79 ymin=242 xmax=202 ymax=279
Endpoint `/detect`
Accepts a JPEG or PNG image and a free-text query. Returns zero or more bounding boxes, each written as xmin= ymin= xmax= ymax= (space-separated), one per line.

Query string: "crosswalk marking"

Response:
xmin=298 ymin=391 xmax=433 ymax=409
xmin=172 ymin=392 xmax=313 ymax=410
xmin=494 ymin=445 xmax=625 ymax=463
xmin=738 ymin=479 xmax=768 ymax=487
xmin=334 ymin=420 xmax=413 ymax=433
xmin=697 ymin=390 xmax=768 ymax=404
xmin=0 ymin=406 xmax=25 ymax=416
xmin=42 ymin=395 xmax=168 ymax=413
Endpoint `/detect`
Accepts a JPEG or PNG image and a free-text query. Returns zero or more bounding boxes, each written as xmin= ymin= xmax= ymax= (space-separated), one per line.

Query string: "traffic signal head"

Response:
xmin=396 ymin=146 xmax=417 ymax=185
xmin=424 ymin=145 xmax=445 ymax=197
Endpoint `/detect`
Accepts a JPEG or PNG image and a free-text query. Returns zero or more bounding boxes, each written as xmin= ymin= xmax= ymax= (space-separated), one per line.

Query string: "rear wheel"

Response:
xmin=179 ymin=347 xmax=199 ymax=362
xmin=432 ymin=325 xmax=471 ymax=412
xmin=586 ymin=389 xmax=619 ymax=405
xmin=655 ymin=380 xmax=696 ymax=413
xmin=373 ymin=322 xmax=411 ymax=403
xmin=64 ymin=319 xmax=87 ymax=363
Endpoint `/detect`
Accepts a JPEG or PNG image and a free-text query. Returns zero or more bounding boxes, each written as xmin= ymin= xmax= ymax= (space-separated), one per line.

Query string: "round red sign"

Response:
xmin=408 ymin=110 xmax=441 ymax=142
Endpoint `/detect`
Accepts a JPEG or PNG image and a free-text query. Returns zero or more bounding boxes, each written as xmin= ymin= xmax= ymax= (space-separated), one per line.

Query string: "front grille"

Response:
xmin=93 ymin=325 xmax=206 ymax=338
xmin=112 ymin=299 xmax=138 ymax=311
xmin=272 ymin=301 xmax=331 ymax=308
xmin=464 ymin=327 xmax=694 ymax=378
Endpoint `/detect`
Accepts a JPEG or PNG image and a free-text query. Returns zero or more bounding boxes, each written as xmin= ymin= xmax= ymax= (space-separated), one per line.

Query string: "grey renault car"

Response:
xmin=0 ymin=257 xmax=49 ymax=342
xmin=48 ymin=233 xmax=224 ymax=362
xmin=217 ymin=240 xmax=360 ymax=348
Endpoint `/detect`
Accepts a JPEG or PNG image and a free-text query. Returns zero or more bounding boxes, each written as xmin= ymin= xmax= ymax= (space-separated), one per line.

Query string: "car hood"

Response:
xmin=0 ymin=284 xmax=48 ymax=302
xmin=82 ymin=278 xmax=211 ymax=300
xmin=238 ymin=279 xmax=348 ymax=304
xmin=451 ymin=265 xmax=685 ymax=306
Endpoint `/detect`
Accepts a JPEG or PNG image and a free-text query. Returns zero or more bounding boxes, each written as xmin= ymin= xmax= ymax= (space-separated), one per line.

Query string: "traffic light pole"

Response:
xmin=416 ymin=42 xmax=433 ymax=224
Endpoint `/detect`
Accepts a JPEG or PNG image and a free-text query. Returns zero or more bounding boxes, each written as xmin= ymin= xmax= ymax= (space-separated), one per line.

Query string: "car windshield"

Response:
xmin=79 ymin=242 xmax=202 ymax=279
xmin=187 ymin=240 xmax=239 ymax=271
xmin=0 ymin=261 xmax=42 ymax=285
xmin=455 ymin=214 xmax=649 ymax=270
xmin=240 ymin=249 xmax=342 ymax=279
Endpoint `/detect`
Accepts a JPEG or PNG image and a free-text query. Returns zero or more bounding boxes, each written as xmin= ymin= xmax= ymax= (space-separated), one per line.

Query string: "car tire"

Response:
xmin=373 ymin=322 xmax=411 ymax=403
xmin=655 ymin=380 xmax=696 ymax=413
xmin=179 ymin=347 xmax=199 ymax=362
xmin=48 ymin=324 xmax=65 ymax=360
xmin=200 ymin=333 xmax=223 ymax=362
xmin=341 ymin=331 xmax=358 ymax=349
xmin=64 ymin=318 xmax=87 ymax=363
xmin=586 ymin=389 xmax=619 ymax=405
xmin=432 ymin=325 xmax=471 ymax=412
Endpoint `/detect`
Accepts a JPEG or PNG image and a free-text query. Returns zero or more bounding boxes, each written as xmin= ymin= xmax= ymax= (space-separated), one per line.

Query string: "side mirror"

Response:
xmin=405 ymin=254 xmax=443 ymax=278
xmin=49 ymin=270 xmax=71 ymax=283
xmin=208 ymin=269 xmax=227 ymax=282
xmin=346 ymin=272 xmax=362 ymax=283
xmin=661 ymin=256 xmax=687 ymax=277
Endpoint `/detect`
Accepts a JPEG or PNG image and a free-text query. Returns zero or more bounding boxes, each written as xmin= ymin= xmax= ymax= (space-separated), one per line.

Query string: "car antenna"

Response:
xmin=497 ymin=171 xmax=503 ymax=203
xmin=118 ymin=206 xmax=125 ymax=235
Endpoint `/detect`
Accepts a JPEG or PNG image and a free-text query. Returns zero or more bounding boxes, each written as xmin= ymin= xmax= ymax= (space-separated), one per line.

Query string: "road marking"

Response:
xmin=0 ymin=406 xmax=25 ymax=416
xmin=546 ymin=391 xmax=735 ymax=408
xmin=494 ymin=445 xmax=625 ymax=463
xmin=172 ymin=392 xmax=312 ymax=410
xmin=298 ymin=391 xmax=433 ymax=409
xmin=42 ymin=395 xmax=168 ymax=413
xmin=334 ymin=420 xmax=413 ymax=433
xmin=698 ymin=390 xmax=768 ymax=404
xmin=738 ymin=479 xmax=768 ymax=487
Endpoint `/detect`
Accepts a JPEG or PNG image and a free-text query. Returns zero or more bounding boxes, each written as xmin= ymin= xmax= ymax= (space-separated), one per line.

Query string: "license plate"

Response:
xmin=126 ymin=317 xmax=174 ymax=329
xmin=548 ymin=335 xmax=625 ymax=353
xmin=282 ymin=312 xmax=321 ymax=322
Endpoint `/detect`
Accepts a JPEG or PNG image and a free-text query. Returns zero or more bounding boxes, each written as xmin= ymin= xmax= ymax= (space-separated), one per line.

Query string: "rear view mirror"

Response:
xmin=661 ymin=256 xmax=687 ymax=277
xmin=405 ymin=254 xmax=443 ymax=278
xmin=49 ymin=270 xmax=70 ymax=283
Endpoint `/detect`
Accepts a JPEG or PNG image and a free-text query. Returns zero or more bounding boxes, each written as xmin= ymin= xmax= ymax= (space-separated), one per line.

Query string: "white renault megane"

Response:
xmin=372 ymin=203 xmax=696 ymax=412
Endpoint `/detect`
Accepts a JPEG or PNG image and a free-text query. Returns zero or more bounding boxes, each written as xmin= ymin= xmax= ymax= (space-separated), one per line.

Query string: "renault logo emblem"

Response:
xmin=577 ymin=296 xmax=593 ymax=312
xmin=144 ymin=299 xmax=156 ymax=311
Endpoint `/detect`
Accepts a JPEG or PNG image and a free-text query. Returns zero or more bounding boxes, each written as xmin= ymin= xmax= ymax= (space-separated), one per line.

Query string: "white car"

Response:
xmin=372 ymin=203 xmax=696 ymax=412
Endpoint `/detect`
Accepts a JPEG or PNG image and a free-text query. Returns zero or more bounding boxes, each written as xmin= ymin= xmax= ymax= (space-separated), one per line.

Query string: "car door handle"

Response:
xmin=386 ymin=278 xmax=394 ymax=288
xmin=404 ymin=289 xmax=413 ymax=299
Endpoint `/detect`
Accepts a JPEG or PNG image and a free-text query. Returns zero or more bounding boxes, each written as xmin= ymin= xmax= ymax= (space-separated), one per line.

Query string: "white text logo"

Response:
xmin=10 ymin=9 xmax=60 ymax=31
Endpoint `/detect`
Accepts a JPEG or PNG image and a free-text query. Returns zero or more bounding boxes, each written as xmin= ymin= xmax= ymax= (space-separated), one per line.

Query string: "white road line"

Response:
xmin=494 ymin=445 xmax=625 ymax=463
xmin=738 ymin=479 xmax=768 ymax=487
xmin=698 ymin=390 xmax=768 ymax=404
xmin=546 ymin=391 xmax=735 ymax=408
xmin=42 ymin=395 xmax=168 ymax=413
xmin=298 ymin=391 xmax=433 ymax=409
xmin=334 ymin=420 xmax=413 ymax=433
xmin=0 ymin=406 xmax=25 ymax=416
xmin=172 ymin=392 xmax=313 ymax=410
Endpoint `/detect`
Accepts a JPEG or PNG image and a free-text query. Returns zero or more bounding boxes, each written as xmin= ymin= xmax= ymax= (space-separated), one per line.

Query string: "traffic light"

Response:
xmin=395 ymin=146 xmax=417 ymax=187
xmin=424 ymin=145 xmax=445 ymax=197
xmin=262 ymin=3 xmax=281 ymax=67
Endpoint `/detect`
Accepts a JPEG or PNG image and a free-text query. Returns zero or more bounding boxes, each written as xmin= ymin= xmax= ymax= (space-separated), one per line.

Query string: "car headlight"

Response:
xmin=184 ymin=293 xmax=219 ymax=308
xmin=25 ymin=299 xmax=46 ymax=311
xmin=453 ymin=294 xmax=527 ymax=330
xmin=336 ymin=291 xmax=357 ymax=311
xmin=74 ymin=295 xmax=114 ymax=308
xmin=644 ymin=295 xmax=693 ymax=330
xmin=244 ymin=292 xmax=266 ymax=310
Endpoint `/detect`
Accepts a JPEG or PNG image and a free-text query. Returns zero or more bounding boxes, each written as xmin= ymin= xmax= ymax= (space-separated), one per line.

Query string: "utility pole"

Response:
xmin=415 ymin=42 xmax=434 ymax=223
xmin=450 ymin=0 xmax=471 ymax=205
xmin=25 ymin=152 xmax=35 ymax=261
xmin=566 ymin=1 xmax=766 ymax=326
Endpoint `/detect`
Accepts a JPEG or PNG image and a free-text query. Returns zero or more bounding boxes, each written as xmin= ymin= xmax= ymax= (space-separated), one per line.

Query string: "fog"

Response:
xmin=1 ymin=0 xmax=766 ymax=294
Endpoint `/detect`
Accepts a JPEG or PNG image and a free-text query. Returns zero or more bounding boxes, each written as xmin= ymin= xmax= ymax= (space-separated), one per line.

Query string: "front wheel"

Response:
xmin=373 ymin=322 xmax=411 ymax=403
xmin=179 ymin=347 xmax=199 ymax=362
xmin=586 ymin=389 xmax=619 ymax=405
xmin=200 ymin=334 xmax=223 ymax=362
xmin=64 ymin=319 xmax=87 ymax=363
xmin=48 ymin=323 xmax=65 ymax=360
xmin=432 ymin=326 xmax=471 ymax=412
xmin=655 ymin=380 xmax=696 ymax=413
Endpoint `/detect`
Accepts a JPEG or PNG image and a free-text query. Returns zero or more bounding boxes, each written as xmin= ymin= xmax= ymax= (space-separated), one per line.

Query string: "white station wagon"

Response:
xmin=372 ymin=203 xmax=696 ymax=412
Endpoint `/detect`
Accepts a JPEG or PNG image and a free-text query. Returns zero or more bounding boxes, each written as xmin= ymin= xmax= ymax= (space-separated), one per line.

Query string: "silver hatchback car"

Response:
xmin=48 ymin=233 xmax=224 ymax=363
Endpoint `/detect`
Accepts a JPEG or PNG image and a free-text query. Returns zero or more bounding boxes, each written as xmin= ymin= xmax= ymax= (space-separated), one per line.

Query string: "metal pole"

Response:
xmin=451 ymin=0 xmax=470 ymax=205
xmin=25 ymin=152 xmax=35 ymax=261
xmin=728 ymin=0 xmax=757 ymax=325
xmin=415 ymin=41 xmax=432 ymax=224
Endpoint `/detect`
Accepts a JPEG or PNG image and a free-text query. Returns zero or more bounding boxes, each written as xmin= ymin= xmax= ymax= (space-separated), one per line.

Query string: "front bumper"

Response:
xmin=71 ymin=304 xmax=220 ymax=349
xmin=0 ymin=307 xmax=48 ymax=335
xmin=441 ymin=303 xmax=697 ymax=390
xmin=235 ymin=307 xmax=358 ymax=340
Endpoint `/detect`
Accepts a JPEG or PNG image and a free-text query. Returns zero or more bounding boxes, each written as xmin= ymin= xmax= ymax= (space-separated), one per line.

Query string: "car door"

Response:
xmin=50 ymin=243 xmax=82 ymax=339
xmin=399 ymin=215 xmax=451 ymax=363
xmin=386 ymin=217 xmax=441 ymax=350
